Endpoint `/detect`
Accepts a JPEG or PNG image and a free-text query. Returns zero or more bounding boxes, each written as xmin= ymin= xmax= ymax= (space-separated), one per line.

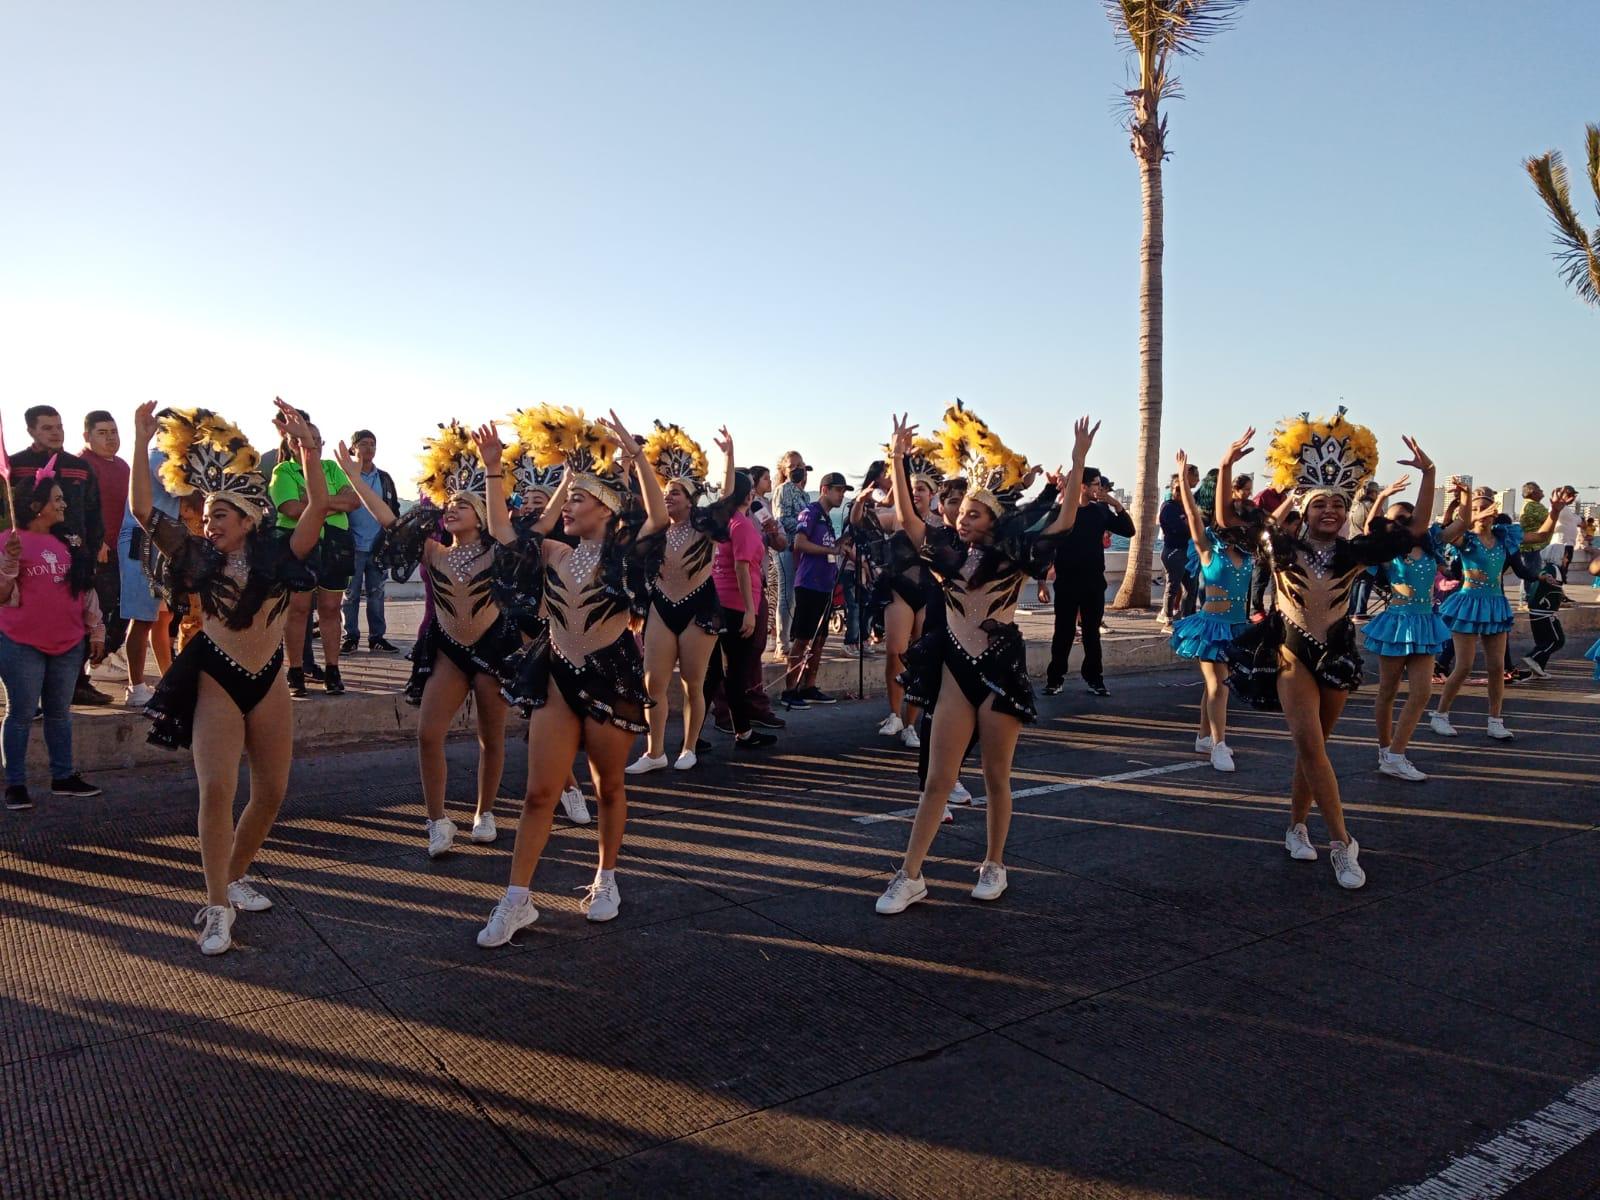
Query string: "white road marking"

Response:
xmin=852 ymin=760 xmax=1208 ymax=824
xmin=1379 ymin=1072 xmax=1600 ymax=1198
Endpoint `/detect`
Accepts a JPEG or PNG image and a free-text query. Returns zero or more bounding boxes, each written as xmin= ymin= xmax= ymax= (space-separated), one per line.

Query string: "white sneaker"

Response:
xmin=559 ymin=787 xmax=592 ymax=826
xmin=1378 ymin=750 xmax=1428 ymax=782
xmin=426 ymin=817 xmax=458 ymax=859
xmin=878 ymin=713 xmax=904 ymax=737
xmin=899 ymin=725 xmax=921 ymax=749
xmin=673 ymin=751 xmax=697 ymax=771
xmin=1330 ymin=837 xmax=1366 ymax=889
xmin=1429 ymin=712 xmax=1457 ymax=738
xmin=194 ymin=904 xmax=236 ymax=956
xmin=1195 ymin=735 xmax=1214 ymax=754
xmin=470 ymin=811 xmax=498 ymax=843
xmin=949 ymin=781 xmax=974 ymax=806
xmin=125 ymin=683 xmax=155 ymax=707
xmin=1521 ymin=656 xmax=1549 ymax=680
xmin=1209 ymin=743 xmax=1235 ymax=773
xmin=875 ymin=869 xmax=928 ymax=914
xmin=1487 ymin=717 xmax=1515 ymax=741
xmin=941 ymin=804 xmax=954 ymax=825
xmin=580 ymin=874 xmax=621 ymax=922
xmin=971 ymin=861 xmax=1008 ymax=901
xmin=476 ymin=895 xmax=539 ymax=946
xmin=226 ymin=876 xmax=273 ymax=912
xmin=1285 ymin=823 xmax=1318 ymax=861
xmin=624 ymin=753 xmax=669 ymax=775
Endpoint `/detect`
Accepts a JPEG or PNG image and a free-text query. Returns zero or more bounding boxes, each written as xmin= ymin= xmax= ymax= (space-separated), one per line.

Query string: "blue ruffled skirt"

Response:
xmin=1363 ymin=606 xmax=1450 ymax=657
xmin=1439 ymin=589 xmax=1514 ymax=635
xmin=1170 ymin=612 xmax=1247 ymax=663
xmin=1584 ymin=637 xmax=1600 ymax=680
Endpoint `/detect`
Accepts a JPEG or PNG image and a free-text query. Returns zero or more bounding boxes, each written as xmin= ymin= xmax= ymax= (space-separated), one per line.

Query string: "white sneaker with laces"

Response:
xmin=1209 ymin=743 xmax=1235 ymax=773
xmin=949 ymin=781 xmax=973 ymax=805
xmin=1195 ymin=735 xmax=1214 ymax=754
xmin=1429 ymin=711 xmax=1457 ymax=737
xmin=878 ymin=713 xmax=904 ymax=737
xmin=580 ymin=874 xmax=621 ymax=922
xmin=899 ymin=725 xmax=921 ymax=749
xmin=426 ymin=817 xmax=458 ymax=859
xmin=470 ymin=811 xmax=498 ymax=843
xmin=1285 ymin=823 xmax=1318 ymax=861
xmin=476 ymin=895 xmax=539 ymax=946
xmin=673 ymin=750 xmax=697 ymax=771
xmin=971 ymin=861 xmax=1008 ymax=901
xmin=226 ymin=876 xmax=273 ymax=912
xmin=1330 ymin=837 xmax=1366 ymax=889
xmin=560 ymin=787 xmax=592 ymax=825
xmin=1521 ymin=656 xmax=1549 ymax=680
xmin=1378 ymin=750 xmax=1428 ymax=782
xmin=1486 ymin=717 xmax=1515 ymax=741
xmin=625 ymin=753 xmax=669 ymax=775
xmin=194 ymin=904 xmax=236 ymax=955
xmin=125 ymin=683 xmax=155 ymax=707
xmin=875 ymin=869 xmax=928 ymax=914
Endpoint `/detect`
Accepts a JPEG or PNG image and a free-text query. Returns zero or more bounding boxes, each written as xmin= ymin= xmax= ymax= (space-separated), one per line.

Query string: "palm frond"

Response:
xmin=1103 ymin=1 xmax=1246 ymax=57
xmin=1587 ymin=123 xmax=1600 ymax=215
xmin=1525 ymin=149 xmax=1600 ymax=307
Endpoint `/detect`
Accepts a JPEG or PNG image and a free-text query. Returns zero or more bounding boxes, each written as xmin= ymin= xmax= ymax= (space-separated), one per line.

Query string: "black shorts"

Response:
xmin=790 ymin=585 xmax=834 ymax=642
xmin=315 ymin=526 xmax=356 ymax=592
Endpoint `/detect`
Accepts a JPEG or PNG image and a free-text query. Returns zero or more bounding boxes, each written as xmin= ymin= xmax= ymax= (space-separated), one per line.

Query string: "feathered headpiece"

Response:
xmin=515 ymin=404 xmax=626 ymax=514
xmin=417 ymin=422 xmax=505 ymax=525
xmin=883 ymin=435 xmax=944 ymax=495
xmin=1265 ymin=407 xmax=1378 ymax=507
xmin=154 ymin=407 xmax=271 ymax=525
xmin=930 ymin=400 xmax=1030 ymax=516
xmin=504 ymin=412 xmax=566 ymax=499
xmin=643 ymin=422 xmax=709 ymax=497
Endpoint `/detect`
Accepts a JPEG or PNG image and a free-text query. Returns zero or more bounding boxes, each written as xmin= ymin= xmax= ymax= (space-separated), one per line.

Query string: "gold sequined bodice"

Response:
xmin=654 ymin=520 xmax=714 ymax=603
xmin=423 ymin=541 xmax=501 ymax=647
xmin=1272 ymin=539 xmax=1362 ymax=646
xmin=544 ymin=541 xmax=632 ymax=663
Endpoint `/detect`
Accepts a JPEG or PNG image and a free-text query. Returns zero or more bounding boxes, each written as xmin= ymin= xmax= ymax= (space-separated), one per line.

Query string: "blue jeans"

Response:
xmin=342 ymin=550 xmax=387 ymax=642
xmin=777 ymin=549 xmax=797 ymax=648
xmin=0 ymin=633 xmax=84 ymax=785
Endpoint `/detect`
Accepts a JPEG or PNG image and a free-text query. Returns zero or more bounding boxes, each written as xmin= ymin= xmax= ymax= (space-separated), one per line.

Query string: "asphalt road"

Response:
xmin=3 ymin=657 xmax=1597 ymax=1199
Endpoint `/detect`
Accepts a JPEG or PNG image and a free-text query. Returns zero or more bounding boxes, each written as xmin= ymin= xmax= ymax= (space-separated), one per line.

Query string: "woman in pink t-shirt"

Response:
xmin=0 ymin=468 xmax=107 ymax=809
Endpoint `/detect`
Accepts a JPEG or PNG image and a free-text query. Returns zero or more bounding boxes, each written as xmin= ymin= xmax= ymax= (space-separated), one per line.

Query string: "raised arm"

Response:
xmin=1042 ymin=417 xmax=1099 ymax=536
xmin=533 ymin=473 xmax=572 ymax=536
xmin=604 ymin=411 xmax=666 ymax=537
xmin=129 ymin=400 xmax=160 ymax=530
xmin=1539 ymin=488 xmax=1570 ymax=538
xmin=1364 ymin=475 xmax=1412 ymax=535
xmin=276 ymin=402 xmax=329 ymax=561
xmin=887 ymin=414 xmax=926 ymax=548
xmin=1394 ymin=436 xmax=1436 ymax=538
xmin=713 ymin=426 xmax=737 ymax=500
xmin=331 ymin=440 xmax=398 ymax=529
xmin=1173 ymin=449 xmax=1211 ymax=563
xmin=1437 ymin=477 xmax=1471 ymax=544
xmin=1215 ymin=427 xmax=1254 ymax=528
xmin=471 ymin=423 xmax=517 ymax=545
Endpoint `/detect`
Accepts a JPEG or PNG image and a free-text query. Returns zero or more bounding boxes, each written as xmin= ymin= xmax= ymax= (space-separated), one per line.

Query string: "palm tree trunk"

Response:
xmin=1113 ymin=142 xmax=1162 ymax=609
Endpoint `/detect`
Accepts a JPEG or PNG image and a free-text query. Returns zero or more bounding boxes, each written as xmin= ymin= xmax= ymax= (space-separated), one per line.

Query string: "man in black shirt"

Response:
xmin=1043 ymin=467 xmax=1134 ymax=696
xmin=1158 ymin=465 xmax=1200 ymax=627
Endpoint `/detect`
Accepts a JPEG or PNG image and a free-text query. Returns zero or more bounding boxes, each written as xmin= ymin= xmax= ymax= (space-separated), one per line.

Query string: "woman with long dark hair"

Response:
xmin=131 ymin=398 xmax=329 ymax=955
xmin=0 ymin=468 xmax=106 ymax=808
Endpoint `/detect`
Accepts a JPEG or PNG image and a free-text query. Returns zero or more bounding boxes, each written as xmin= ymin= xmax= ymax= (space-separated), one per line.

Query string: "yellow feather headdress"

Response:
xmin=882 ymin=435 xmax=945 ymax=493
xmin=505 ymin=410 xmax=565 ymax=498
xmin=1265 ymin=406 xmax=1378 ymax=506
xmin=642 ymin=422 xmax=709 ymax=493
xmin=513 ymin=404 xmax=625 ymax=514
xmin=930 ymin=400 xmax=1030 ymax=515
xmin=153 ymin=407 xmax=269 ymax=524
xmin=417 ymin=421 xmax=506 ymax=511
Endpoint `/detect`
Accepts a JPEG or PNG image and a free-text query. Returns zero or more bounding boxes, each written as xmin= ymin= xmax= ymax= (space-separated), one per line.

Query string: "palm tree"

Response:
xmin=1524 ymin=125 xmax=1600 ymax=308
xmin=1105 ymin=1 xmax=1245 ymax=610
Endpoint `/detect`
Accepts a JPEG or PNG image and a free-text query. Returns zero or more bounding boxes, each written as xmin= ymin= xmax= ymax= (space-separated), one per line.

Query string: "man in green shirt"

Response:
xmin=269 ymin=411 xmax=361 ymax=696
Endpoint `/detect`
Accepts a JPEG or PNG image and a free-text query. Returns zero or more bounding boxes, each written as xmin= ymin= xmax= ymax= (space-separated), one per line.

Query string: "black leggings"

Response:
xmin=1047 ymin=572 xmax=1106 ymax=686
xmin=712 ymin=607 xmax=764 ymax=735
xmin=1529 ymin=617 xmax=1566 ymax=669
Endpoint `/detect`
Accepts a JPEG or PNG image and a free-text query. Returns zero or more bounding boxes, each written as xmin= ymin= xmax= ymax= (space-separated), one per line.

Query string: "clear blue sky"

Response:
xmin=3 ymin=1 xmax=1595 ymax=498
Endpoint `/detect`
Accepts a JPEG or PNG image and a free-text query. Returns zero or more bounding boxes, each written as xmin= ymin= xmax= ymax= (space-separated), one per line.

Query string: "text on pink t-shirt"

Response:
xmin=713 ymin=513 xmax=765 ymax=610
xmin=0 ymin=531 xmax=94 ymax=655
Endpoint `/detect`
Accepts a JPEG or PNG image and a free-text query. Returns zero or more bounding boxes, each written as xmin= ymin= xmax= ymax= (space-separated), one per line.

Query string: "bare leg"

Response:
xmin=902 ymin=667 xmax=978 ymax=878
xmin=883 ymin=598 xmax=913 ymax=720
xmin=800 ymin=629 xmax=829 ymax=689
xmin=316 ymin=589 xmax=344 ymax=668
xmin=471 ymin=672 xmax=509 ymax=817
xmin=285 ymin=591 xmax=312 ymax=666
xmin=1482 ymin=632 xmax=1508 ymax=717
xmin=126 ymin=620 xmax=152 ymax=688
xmin=1199 ymin=660 xmax=1230 ymax=744
xmin=416 ymin=657 xmax=471 ymax=821
xmin=976 ymin=699 xmax=1021 ymax=865
xmin=641 ymin=614 xmax=677 ymax=759
xmin=1374 ymin=655 xmax=1405 ymax=750
xmin=1391 ymin=654 xmax=1435 ymax=755
xmin=191 ymin=675 xmax=246 ymax=907
xmin=583 ymin=719 xmax=635 ymax=869
xmin=228 ymin=679 xmax=294 ymax=880
xmin=1278 ymin=654 xmax=1350 ymax=843
xmin=508 ymin=692 xmax=585 ymax=889
xmin=149 ymin=606 xmax=173 ymax=673
xmin=1436 ymin=632 xmax=1478 ymax=714
xmin=675 ymin=626 xmax=717 ymax=755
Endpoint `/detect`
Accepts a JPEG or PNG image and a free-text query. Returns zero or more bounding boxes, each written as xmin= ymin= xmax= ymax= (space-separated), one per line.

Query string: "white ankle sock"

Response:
xmin=596 ymin=868 xmax=616 ymax=883
xmin=506 ymin=885 xmax=530 ymax=904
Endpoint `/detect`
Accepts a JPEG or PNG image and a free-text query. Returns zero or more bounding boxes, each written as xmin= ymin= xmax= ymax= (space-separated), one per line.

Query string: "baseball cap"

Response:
xmin=818 ymin=471 xmax=853 ymax=491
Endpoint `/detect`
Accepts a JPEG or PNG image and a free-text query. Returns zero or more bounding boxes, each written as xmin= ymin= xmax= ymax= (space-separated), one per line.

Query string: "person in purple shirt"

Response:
xmin=781 ymin=472 xmax=854 ymax=708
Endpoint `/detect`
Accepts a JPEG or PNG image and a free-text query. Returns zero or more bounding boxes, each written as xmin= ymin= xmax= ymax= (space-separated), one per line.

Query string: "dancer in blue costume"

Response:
xmin=1429 ymin=480 xmax=1565 ymax=742
xmin=1584 ymin=635 xmax=1600 ymax=681
xmin=1167 ymin=445 xmax=1257 ymax=773
xmin=1359 ymin=447 xmax=1450 ymax=782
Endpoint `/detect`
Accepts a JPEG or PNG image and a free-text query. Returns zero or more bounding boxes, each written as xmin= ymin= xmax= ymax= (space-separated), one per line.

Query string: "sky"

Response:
xmin=2 ymin=0 xmax=1596 ymax=501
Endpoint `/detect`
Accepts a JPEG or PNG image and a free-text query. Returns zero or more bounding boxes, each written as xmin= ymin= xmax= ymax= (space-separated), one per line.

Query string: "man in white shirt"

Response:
xmin=1545 ymin=484 xmax=1580 ymax=581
